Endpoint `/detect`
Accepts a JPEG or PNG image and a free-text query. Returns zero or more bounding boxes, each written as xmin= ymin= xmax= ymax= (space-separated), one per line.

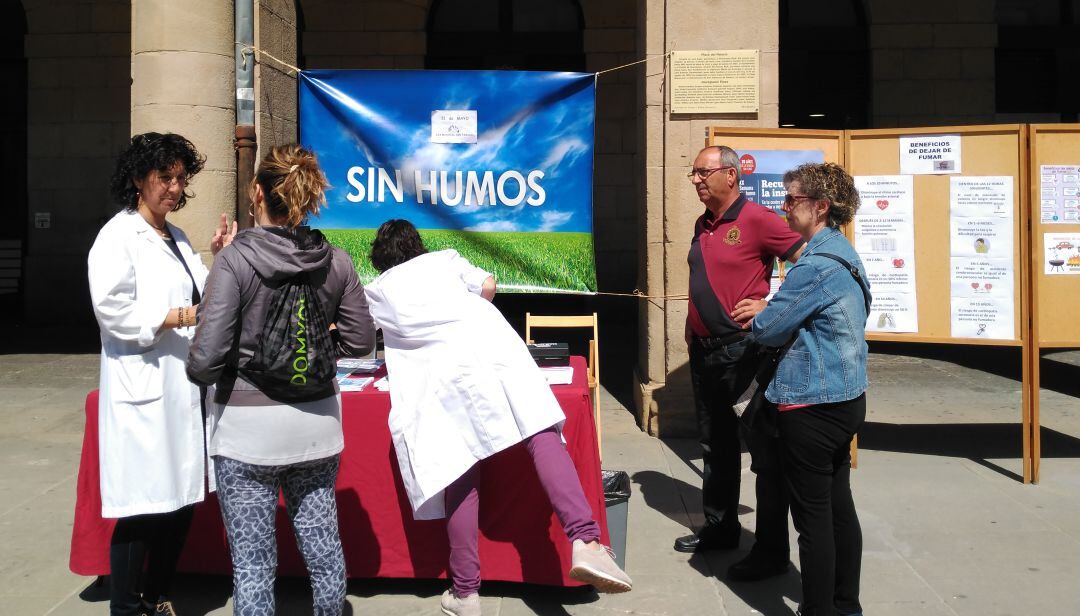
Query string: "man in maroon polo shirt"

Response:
xmin=675 ymin=145 xmax=804 ymax=582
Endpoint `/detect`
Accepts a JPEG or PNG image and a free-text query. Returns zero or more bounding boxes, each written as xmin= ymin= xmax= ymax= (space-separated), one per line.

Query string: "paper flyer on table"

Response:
xmin=865 ymin=291 xmax=918 ymax=333
xmin=950 ymin=296 xmax=1014 ymax=340
xmin=950 ymin=258 xmax=1013 ymax=297
xmin=950 ymin=176 xmax=1013 ymax=218
xmin=1039 ymin=165 xmax=1080 ymax=224
xmin=1043 ymin=233 xmax=1080 ymax=274
xmin=899 ymin=135 xmax=961 ymax=175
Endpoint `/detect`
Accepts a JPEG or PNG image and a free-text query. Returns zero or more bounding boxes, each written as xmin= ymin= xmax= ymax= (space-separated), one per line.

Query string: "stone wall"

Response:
xmin=636 ymin=0 xmax=779 ymax=436
xmin=867 ymin=0 xmax=997 ymax=127
xmin=22 ymin=0 xmax=130 ymax=325
xmin=256 ymin=0 xmax=300 ymax=156
xmin=586 ymin=0 xmax=639 ymax=295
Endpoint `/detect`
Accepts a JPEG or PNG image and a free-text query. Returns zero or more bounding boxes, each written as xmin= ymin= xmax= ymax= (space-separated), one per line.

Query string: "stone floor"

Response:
xmin=2 ymin=345 xmax=1079 ymax=615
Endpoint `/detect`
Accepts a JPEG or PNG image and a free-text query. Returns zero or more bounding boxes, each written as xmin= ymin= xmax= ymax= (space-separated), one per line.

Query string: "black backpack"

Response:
xmin=239 ymin=272 xmax=337 ymax=404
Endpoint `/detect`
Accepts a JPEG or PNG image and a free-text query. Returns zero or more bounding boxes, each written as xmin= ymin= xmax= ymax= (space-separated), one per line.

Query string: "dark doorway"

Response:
xmin=995 ymin=0 xmax=1080 ymax=121
xmin=426 ymin=0 xmax=585 ymax=71
xmin=0 ymin=0 xmax=27 ymax=321
xmin=779 ymin=0 xmax=870 ymax=129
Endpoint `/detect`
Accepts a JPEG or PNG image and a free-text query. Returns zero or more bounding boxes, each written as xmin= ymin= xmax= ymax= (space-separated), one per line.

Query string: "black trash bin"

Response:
xmin=601 ymin=470 xmax=631 ymax=569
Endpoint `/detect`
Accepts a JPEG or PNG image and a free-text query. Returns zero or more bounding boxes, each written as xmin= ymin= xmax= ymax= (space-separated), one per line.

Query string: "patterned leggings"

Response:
xmin=214 ymin=455 xmax=346 ymax=616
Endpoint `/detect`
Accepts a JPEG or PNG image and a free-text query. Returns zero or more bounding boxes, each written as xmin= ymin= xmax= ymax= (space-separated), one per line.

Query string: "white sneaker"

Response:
xmin=569 ymin=540 xmax=633 ymax=593
xmin=440 ymin=589 xmax=481 ymax=616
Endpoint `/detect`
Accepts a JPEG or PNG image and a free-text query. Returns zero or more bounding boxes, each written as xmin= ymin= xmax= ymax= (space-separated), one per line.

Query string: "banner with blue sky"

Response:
xmin=299 ymin=70 xmax=597 ymax=292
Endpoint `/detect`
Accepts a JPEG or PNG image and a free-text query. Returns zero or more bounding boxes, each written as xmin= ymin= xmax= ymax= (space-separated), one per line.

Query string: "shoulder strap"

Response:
xmin=810 ymin=252 xmax=872 ymax=313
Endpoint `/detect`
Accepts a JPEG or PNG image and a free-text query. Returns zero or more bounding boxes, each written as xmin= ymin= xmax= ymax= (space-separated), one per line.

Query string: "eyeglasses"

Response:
xmin=157 ymin=172 xmax=188 ymax=187
xmin=782 ymin=194 xmax=816 ymax=211
xmin=686 ymin=166 xmax=734 ymax=180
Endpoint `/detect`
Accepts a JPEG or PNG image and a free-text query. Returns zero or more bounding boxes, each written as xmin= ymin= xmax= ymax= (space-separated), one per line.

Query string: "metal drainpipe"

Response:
xmin=235 ymin=0 xmax=256 ymax=229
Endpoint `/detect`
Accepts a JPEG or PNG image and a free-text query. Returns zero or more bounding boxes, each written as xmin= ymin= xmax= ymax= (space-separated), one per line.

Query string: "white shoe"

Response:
xmin=440 ymin=589 xmax=481 ymax=616
xmin=569 ymin=540 xmax=633 ymax=593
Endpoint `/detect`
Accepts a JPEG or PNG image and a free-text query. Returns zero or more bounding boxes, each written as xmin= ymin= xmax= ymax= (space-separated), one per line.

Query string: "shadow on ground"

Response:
xmin=860 ymin=422 xmax=1080 ymax=482
xmin=869 ymin=341 xmax=1080 ymax=399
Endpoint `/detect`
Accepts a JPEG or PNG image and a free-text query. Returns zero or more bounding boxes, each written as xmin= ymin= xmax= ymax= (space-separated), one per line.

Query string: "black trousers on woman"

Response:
xmin=109 ymin=505 xmax=195 ymax=615
xmin=778 ymin=395 xmax=865 ymax=616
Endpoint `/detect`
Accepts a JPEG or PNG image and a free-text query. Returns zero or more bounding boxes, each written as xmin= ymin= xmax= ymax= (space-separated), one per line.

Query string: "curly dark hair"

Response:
xmin=370 ymin=219 xmax=428 ymax=273
xmin=782 ymin=162 xmax=860 ymax=227
xmin=109 ymin=132 xmax=206 ymax=212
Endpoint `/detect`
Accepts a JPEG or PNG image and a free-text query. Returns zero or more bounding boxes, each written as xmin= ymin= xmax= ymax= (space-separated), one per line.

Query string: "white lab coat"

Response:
xmin=88 ymin=210 xmax=209 ymax=518
xmin=364 ymin=250 xmax=565 ymax=520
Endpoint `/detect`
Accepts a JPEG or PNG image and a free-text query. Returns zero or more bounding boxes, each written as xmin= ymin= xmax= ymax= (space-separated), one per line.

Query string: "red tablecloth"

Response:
xmin=69 ymin=356 xmax=606 ymax=586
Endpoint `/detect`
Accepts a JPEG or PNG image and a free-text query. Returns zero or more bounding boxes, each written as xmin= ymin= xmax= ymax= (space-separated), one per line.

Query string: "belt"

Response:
xmin=695 ymin=330 xmax=748 ymax=350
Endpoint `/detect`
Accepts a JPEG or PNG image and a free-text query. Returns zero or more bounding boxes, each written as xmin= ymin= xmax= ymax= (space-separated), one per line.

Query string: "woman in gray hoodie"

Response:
xmin=187 ymin=144 xmax=375 ymax=616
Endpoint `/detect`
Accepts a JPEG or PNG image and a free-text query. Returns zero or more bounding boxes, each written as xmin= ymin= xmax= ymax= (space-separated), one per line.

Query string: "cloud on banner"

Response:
xmin=298 ymin=70 xmax=597 ymax=292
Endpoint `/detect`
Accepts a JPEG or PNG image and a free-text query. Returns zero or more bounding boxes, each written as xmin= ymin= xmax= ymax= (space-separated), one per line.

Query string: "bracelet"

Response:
xmin=179 ymin=306 xmax=187 ymax=328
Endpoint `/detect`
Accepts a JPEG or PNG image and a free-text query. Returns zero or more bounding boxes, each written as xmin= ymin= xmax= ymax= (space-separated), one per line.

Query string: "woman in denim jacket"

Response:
xmin=750 ymin=162 xmax=869 ymax=616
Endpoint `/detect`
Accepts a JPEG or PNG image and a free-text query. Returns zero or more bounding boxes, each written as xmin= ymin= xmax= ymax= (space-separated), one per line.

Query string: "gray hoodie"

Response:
xmin=187 ymin=226 xmax=375 ymax=400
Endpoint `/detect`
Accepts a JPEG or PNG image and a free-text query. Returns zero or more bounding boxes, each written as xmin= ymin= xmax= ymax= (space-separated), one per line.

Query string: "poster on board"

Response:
xmin=948 ymin=176 xmax=1015 ymax=339
xmin=899 ymin=135 xmax=962 ymax=175
xmin=1044 ymin=233 xmax=1080 ymax=274
xmin=1039 ymin=165 xmax=1080 ymax=224
xmin=736 ymin=149 xmax=825 ymax=216
xmin=734 ymin=148 xmax=825 ymax=294
xmin=854 ymin=175 xmax=918 ymax=333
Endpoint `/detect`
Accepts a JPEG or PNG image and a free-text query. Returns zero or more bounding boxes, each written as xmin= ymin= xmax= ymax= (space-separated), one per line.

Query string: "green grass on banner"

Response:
xmin=321 ymin=228 xmax=597 ymax=292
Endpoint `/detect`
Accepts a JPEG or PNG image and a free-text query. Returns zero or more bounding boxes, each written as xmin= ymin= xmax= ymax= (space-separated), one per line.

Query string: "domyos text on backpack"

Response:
xmin=239 ymin=273 xmax=337 ymax=403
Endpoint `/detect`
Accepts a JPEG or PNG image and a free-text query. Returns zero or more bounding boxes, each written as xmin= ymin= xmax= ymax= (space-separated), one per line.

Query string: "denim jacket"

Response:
xmin=750 ymin=227 xmax=870 ymax=405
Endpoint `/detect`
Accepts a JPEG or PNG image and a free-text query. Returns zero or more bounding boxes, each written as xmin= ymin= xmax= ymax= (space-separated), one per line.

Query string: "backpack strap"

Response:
xmin=810 ymin=252 xmax=872 ymax=314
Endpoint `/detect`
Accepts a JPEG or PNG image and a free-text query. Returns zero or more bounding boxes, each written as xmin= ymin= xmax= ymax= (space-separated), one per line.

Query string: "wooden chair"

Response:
xmin=525 ymin=313 xmax=602 ymax=459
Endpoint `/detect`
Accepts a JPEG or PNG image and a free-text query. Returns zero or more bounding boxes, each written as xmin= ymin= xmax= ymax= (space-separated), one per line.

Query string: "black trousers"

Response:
xmin=689 ymin=334 xmax=787 ymax=555
xmin=109 ymin=505 xmax=195 ymax=616
xmin=743 ymin=427 xmax=791 ymax=560
xmin=778 ymin=395 xmax=865 ymax=616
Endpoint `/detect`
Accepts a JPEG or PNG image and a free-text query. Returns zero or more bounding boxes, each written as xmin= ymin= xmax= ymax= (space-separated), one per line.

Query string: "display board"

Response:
xmin=846 ymin=126 xmax=1029 ymax=347
xmin=1029 ymin=125 xmax=1080 ymax=348
xmin=1027 ymin=125 xmax=1080 ymax=483
xmin=705 ymin=125 xmax=1039 ymax=483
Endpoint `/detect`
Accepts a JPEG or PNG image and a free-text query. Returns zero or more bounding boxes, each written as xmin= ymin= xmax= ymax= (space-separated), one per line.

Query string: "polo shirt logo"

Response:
xmin=724 ymin=226 xmax=742 ymax=245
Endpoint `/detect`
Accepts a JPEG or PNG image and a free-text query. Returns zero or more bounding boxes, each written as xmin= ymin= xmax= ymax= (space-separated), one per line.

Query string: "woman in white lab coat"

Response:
xmin=363 ymin=219 xmax=632 ymax=616
xmin=88 ymin=132 xmax=234 ymax=616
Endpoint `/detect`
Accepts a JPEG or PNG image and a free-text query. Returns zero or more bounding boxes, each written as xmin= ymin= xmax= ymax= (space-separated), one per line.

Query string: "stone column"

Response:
xmin=131 ymin=0 xmax=236 ymax=262
xmin=635 ymin=0 xmax=779 ymax=436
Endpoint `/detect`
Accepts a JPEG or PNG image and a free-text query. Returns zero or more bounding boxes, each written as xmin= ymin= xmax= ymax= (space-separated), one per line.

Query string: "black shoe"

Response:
xmin=673 ymin=523 xmax=741 ymax=552
xmin=727 ymin=551 xmax=790 ymax=581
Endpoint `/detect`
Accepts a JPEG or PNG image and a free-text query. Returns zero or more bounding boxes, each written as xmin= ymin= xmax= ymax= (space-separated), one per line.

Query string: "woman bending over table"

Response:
xmin=363 ymin=219 xmax=632 ymax=616
xmin=89 ymin=132 xmax=230 ymax=616
xmin=187 ymin=144 xmax=375 ymax=616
